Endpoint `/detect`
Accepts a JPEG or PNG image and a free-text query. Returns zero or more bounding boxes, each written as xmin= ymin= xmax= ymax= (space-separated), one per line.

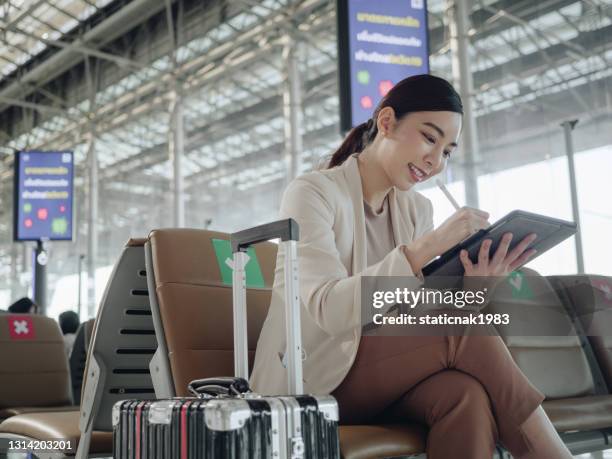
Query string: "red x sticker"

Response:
xmin=592 ymin=278 xmax=612 ymax=305
xmin=7 ymin=315 xmax=36 ymax=340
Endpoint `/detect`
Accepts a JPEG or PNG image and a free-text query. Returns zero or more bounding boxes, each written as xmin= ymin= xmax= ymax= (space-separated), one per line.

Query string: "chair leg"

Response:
xmin=75 ymin=355 xmax=104 ymax=459
xmin=75 ymin=426 xmax=92 ymax=459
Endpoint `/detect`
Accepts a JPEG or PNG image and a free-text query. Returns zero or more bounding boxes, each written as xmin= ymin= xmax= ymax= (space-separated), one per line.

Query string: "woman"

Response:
xmin=250 ymin=74 xmax=572 ymax=459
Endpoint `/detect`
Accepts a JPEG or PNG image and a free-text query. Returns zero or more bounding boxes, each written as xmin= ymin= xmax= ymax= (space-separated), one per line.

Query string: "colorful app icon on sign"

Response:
xmin=357 ymin=70 xmax=370 ymax=85
xmin=360 ymin=96 xmax=373 ymax=109
xmin=379 ymin=80 xmax=394 ymax=97
xmin=52 ymin=217 xmax=68 ymax=235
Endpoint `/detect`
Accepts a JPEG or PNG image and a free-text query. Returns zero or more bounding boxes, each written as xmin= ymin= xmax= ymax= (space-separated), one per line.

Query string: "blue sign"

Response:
xmin=337 ymin=0 xmax=430 ymax=131
xmin=13 ymin=151 xmax=74 ymax=241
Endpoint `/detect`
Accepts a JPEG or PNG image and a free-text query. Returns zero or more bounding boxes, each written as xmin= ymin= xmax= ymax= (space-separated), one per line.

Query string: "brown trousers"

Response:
xmin=331 ymin=335 xmax=545 ymax=459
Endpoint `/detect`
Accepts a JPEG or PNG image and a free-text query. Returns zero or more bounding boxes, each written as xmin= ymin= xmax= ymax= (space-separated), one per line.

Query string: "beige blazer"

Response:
xmin=249 ymin=153 xmax=434 ymax=395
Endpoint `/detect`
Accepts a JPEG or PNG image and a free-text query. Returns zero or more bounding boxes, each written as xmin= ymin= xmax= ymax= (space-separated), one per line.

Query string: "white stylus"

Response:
xmin=435 ymin=178 xmax=461 ymax=210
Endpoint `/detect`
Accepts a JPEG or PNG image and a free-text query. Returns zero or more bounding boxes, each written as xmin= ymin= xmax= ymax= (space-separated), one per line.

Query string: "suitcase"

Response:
xmin=112 ymin=219 xmax=340 ymax=458
xmin=113 ymin=400 xmax=156 ymax=459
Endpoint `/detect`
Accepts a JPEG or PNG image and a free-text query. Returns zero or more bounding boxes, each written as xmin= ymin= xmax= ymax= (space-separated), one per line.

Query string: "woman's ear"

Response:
xmin=376 ymin=106 xmax=396 ymax=136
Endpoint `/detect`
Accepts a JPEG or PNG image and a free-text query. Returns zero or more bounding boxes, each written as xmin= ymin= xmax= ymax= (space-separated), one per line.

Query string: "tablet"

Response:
xmin=421 ymin=210 xmax=577 ymax=277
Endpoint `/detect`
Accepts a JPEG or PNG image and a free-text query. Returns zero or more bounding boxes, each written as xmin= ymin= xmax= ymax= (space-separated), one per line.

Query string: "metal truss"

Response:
xmin=0 ymin=1 xmax=610 ymax=172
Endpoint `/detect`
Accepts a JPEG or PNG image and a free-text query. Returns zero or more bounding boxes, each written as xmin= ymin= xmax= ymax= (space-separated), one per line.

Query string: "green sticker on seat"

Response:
xmin=211 ymin=238 xmax=265 ymax=288
xmin=508 ymin=271 xmax=533 ymax=299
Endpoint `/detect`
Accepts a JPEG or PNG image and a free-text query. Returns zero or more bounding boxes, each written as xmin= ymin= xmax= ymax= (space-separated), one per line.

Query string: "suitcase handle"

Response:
xmin=187 ymin=377 xmax=250 ymax=398
xmin=231 ymin=218 xmax=299 ymax=253
xmin=230 ymin=219 xmax=304 ymax=395
xmin=190 ymin=384 xmax=231 ymax=398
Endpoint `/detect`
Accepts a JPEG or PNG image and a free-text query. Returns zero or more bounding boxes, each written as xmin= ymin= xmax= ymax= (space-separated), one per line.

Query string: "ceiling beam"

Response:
xmin=0 ymin=0 xmax=177 ymax=112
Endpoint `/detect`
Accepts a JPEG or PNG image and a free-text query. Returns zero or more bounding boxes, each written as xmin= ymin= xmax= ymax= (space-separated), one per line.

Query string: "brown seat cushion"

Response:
xmin=544 ymin=395 xmax=612 ymax=432
xmin=0 ymin=411 xmax=112 ymax=454
xmin=0 ymin=406 xmax=78 ymax=422
xmin=339 ymin=424 xmax=427 ymax=459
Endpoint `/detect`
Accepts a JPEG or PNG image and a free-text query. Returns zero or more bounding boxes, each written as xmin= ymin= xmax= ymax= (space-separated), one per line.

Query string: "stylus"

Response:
xmin=435 ymin=179 xmax=461 ymax=210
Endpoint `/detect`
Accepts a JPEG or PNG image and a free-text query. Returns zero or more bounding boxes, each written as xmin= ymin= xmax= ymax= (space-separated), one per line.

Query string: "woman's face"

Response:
xmin=375 ymin=109 xmax=462 ymax=191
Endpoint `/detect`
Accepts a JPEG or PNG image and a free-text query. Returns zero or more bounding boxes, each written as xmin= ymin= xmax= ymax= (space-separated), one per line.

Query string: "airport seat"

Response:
xmin=0 ymin=238 xmax=156 ymax=458
xmin=485 ymin=269 xmax=612 ymax=454
xmin=550 ymin=275 xmax=612 ymax=393
xmin=338 ymin=424 xmax=426 ymax=459
xmin=69 ymin=319 xmax=95 ymax=404
xmin=146 ymin=228 xmax=277 ymax=396
xmin=0 ymin=313 xmax=76 ymax=422
xmin=145 ymin=228 xmax=429 ymax=459
xmin=0 ymin=411 xmax=112 ymax=454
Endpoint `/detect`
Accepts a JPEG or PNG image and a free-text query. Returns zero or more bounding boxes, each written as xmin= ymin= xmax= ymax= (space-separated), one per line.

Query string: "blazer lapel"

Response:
xmin=342 ymin=155 xmax=367 ymax=273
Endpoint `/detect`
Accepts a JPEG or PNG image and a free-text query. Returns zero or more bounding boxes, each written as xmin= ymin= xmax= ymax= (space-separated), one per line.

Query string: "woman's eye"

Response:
xmin=422 ymin=133 xmax=436 ymax=144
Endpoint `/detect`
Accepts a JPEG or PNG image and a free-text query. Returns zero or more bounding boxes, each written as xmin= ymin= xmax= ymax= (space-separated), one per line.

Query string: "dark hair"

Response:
xmin=8 ymin=297 xmax=37 ymax=314
xmin=329 ymin=74 xmax=464 ymax=168
xmin=59 ymin=310 xmax=80 ymax=335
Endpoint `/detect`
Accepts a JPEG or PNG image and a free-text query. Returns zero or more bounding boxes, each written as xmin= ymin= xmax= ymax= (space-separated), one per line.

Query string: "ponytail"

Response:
xmin=328 ymin=118 xmax=377 ymax=168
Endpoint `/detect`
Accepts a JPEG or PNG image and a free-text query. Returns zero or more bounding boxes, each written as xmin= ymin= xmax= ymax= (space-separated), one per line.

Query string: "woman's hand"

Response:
xmin=460 ymin=232 xmax=538 ymax=277
xmin=433 ymin=207 xmax=491 ymax=256
xmin=403 ymin=206 xmax=490 ymax=274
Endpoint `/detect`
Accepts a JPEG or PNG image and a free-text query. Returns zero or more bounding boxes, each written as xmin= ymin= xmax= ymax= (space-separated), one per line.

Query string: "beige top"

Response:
xmin=364 ymin=196 xmax=396 ymax=266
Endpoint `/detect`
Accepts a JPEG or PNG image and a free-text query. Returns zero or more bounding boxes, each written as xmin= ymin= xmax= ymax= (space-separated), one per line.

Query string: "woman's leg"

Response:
xmin=385 ymin=370 xmax=498 ymax=459
xmin=332 ymin=333 xmax=566 ymax=457
xmin=447 ymin=335 xmax=570 ymax=457
xmin=331 ymin=335 xmax=450 ymax=424
xmin=392 ymin=371 xmax=572 ymax=459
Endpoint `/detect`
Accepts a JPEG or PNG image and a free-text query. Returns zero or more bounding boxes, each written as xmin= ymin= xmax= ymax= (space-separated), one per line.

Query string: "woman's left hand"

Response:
xmin=460 ymin=232 xmax=538 ymax=277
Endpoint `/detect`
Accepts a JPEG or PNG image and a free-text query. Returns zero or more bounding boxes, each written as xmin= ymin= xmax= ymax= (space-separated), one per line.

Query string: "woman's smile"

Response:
xmin=408 ymin=163 xmax=428 ymax=182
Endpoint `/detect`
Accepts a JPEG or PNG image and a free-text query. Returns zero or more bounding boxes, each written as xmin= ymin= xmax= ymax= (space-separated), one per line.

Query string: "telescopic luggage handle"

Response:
xmin=231 ymin=219 xmax=299 ymax=253
xmin=230 ymin=218 xmax=304 ymax=395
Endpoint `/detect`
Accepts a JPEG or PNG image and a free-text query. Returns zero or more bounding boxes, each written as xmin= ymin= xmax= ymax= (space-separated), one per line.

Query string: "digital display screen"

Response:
xmin=337 ymin=0 xmax=430 ymax=132
xmin=13 ymin=150 xmax=74 ymax=241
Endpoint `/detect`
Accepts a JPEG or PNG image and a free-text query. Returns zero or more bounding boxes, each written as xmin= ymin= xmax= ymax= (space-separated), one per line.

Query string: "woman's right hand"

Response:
xmin=431 ymin=207 xmax=491 ymax=256
xmin=402 ymin=206 xmax=490 ymax=274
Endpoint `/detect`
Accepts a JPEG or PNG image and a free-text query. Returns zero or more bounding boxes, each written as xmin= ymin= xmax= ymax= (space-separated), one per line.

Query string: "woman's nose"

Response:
xmin=425 ymin=150 xmax=444 ymax=171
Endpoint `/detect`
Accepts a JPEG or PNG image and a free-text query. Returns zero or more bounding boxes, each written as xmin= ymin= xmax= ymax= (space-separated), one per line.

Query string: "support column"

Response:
xmin=77 ymin=254 xmax=85 ymax=318
xmin=448 ymin=0 xmax=480 ymax=208
xmin=86 ymin=134 xmax=98 ymax=318
xmin=165 ymin=0 xmax=184 ymax=227
xmin=169 ymin=88 xmax=185 ymax=227
xmin=282 ymin=34 xmax=303 ymax=185
xmin=10 ymin=243 xmax=18 ymax=300
xmin=33 ymin=240 xmax=47 ymax=314
xmin=561 ymin=120 xmax=585 ymax=274
xmin=22 ymin=244 xmax=30 ymax=297
xmin=85 ymin=57 xmax=99 ymax=318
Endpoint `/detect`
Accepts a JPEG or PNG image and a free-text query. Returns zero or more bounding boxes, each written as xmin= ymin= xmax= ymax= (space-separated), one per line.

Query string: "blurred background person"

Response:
xmin=7 ymin=297 xmax=39 ymax=315
xmin=59 ymin=310 xmax=80 ymax=358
